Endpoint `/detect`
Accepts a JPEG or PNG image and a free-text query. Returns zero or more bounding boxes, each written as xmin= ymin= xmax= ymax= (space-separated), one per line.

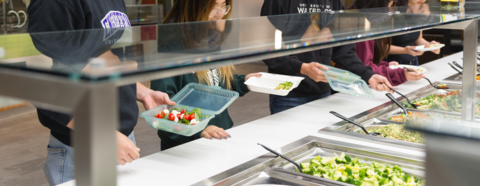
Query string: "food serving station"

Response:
xmin=2 ymin=2 xmax=480 ymax=186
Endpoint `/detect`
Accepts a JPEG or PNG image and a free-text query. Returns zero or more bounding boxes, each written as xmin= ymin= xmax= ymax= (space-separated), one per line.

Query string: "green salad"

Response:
xmin=403 ymin=90 xmax=480 ymax=115
xmin=365 ymin=124 xmax=423 ymax=144
xmin=275 ymin=81 xmax=294 ymax=90
xmin=299 ymin=153 xmax=424 ymax=186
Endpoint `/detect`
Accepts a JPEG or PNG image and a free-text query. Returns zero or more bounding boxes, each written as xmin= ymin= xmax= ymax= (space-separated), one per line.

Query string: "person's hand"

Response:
xmin=404 ymin=68 xmax=425 ymax=81
xmin=428 ymin=41 xmax=441 ymax=54
xmin=201 ymin=125 xmax=230 ymax=140
xmin=368 ymin=74 xmax=394 ymax=92
xmin=117 ymin=131 xmax=140 ymax=165
xmin=245 ymin=73 xmax=262 ymax=81
xmin=300 ymin=62 xmax=329 ymax=82
xmin=140 ymin=91 xmax=176 ymax=110
xmin=83 ymin=51 xmax=138 ymax=75
xmin=389 ymin=61 xmax=399 ymax=66
xmin=404 ymin=46 xmax=424 ymax=57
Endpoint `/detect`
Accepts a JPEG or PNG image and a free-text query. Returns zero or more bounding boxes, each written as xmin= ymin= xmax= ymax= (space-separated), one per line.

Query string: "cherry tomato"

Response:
xmin=159 ymin=111 xmax=166 ymax=118
xmin=177 ymin=114 xmax=182 ymax=119
xmin=155 ymin=114 xmax=160 ymax=118
xmin=181 ymin=110 xmax=185 ymax=114
xmin=184 ymin=114 xmax=191 ymax=120
xmin=168 ymin=113 xmax=175 ymax=121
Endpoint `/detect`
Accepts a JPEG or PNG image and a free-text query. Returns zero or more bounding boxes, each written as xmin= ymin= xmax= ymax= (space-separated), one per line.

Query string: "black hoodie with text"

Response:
xmin=27 ymin=0 xmax=138 ymax=146
xmin=261 ymin=0 xmax=375 ymax=97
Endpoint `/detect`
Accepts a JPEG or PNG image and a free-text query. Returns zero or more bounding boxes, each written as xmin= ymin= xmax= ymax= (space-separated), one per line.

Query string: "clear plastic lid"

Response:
xmin=321 ymin=66 xmax=374 ymax=98
xmin=171 ymin=83 xmax=239 ymax=115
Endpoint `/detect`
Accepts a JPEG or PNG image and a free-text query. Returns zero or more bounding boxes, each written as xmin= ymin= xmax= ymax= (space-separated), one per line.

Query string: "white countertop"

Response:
xmin=60 ymin=50 xmax=468 ymax=186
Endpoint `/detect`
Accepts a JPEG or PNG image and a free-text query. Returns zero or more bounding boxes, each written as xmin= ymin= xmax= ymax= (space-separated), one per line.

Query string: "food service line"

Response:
xmin=59 ymin=48 xmax=471 ymax=186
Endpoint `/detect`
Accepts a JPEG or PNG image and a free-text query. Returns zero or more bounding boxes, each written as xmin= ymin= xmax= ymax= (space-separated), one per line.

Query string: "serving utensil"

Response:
xmin=329 ymin=111 xmax=380 ymax=136
xmin=403 ymin=66 xmax=446 ymax=89
xmin=452 ymin=61 xmax=464 ymax=70
xmin=257 ymin=143 xmax=303 ymax=173
xmin=386 ymin=93 xmax=409 ymax=115
xmin=402 ymin=67 xmax=441 ymax=89
xmin=389 ymin=88 xmax=417 ymax=109
xmin=451 ymin=61 xmax=480 ymax=75
xmin=448 ymin=62 xmax=463 ymax=75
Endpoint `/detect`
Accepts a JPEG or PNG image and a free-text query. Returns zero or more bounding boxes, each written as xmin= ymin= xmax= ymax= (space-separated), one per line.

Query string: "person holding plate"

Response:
xmin=387 ymin=0 xmax=441 ymax=66
xmin=153 ymin=0 xmax=261 ymax=151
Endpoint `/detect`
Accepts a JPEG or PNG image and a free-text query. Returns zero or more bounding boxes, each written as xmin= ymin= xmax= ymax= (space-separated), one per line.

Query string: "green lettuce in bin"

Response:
xmin=296 ymin=153 xmax=424 ymax=186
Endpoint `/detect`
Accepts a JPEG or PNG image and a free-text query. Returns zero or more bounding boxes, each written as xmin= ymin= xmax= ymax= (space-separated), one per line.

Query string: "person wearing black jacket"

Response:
xmin=261 ymin=0 xmax=393 ymax=114
xmin=28 ymin=0 xmax=175 ymax=185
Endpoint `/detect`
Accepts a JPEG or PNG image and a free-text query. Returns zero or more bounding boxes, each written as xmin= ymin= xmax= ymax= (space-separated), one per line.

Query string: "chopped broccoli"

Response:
xmin=275 ymin=81 xmax=294 ymax=90
xmin=296 ymin=153 xmax=423 ymax=186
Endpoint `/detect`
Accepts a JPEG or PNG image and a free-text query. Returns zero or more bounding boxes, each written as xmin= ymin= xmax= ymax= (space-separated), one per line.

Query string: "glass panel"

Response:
xmin=406 ymin=115 xmax=480 ymax=141
xmin=1 ymin=3 xmax=480 ymax=82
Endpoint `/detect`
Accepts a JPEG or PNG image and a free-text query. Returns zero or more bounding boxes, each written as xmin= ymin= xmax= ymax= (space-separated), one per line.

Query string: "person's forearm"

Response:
xmin=67 ymin=119 xmax=74 ymax=129
xmin=388 ymin=45 xmax=407 ymax=55
xmin=136 ymin=82 xmax=154 ymax=102
xmin=415 ymin=37 xmax=429 ymax=46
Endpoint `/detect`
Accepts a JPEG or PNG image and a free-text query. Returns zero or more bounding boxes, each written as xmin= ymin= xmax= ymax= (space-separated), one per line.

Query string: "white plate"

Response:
xmin=389 ymin=65 xmax=427 ymax=73
xmin=245 ymin=72 xmax=304 ymax=96
xmin=413 ymin=44 xmax=445 ymax=51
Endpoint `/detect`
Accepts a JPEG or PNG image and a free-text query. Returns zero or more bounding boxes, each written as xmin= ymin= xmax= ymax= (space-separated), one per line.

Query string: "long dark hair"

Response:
xmin=163 ymin=0 xmax=232 ymax=23
xmin=159 ymin=0 xmax=236 ymax=89
xmin=349 ymin=0 xmax=407 ymax=64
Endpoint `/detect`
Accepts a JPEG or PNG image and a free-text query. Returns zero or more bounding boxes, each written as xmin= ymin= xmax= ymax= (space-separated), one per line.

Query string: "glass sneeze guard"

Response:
xmin=1 ymin=3 xmax=480 ymax=83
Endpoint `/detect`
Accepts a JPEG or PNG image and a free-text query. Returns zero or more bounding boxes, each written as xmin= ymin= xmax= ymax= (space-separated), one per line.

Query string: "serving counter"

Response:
xmin=1 ymin=3 xmax=480 ymax=186
xmin=59 ymin=47 xmax=469 ymax=186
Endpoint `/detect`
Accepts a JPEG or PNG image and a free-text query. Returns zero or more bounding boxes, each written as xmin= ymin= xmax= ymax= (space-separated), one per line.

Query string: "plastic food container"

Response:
xmin=321 ymin=66 xmax=374 ymax=98
xmin=244 ymin=72 xmax=305 ymax=96
xmin=140 ymin=83 xmax=239 ymax=136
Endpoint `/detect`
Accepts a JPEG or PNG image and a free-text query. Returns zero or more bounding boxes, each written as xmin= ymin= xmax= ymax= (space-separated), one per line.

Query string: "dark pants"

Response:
xmin=397 ymin=57 xmax=419 ymax=66
xmin=269 ymin=91 xmax=332 ymax=115
xmin=161 ymin=141 xmax=175 ymax=151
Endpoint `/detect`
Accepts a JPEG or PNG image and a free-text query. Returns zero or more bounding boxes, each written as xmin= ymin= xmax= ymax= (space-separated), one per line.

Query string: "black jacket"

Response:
xmin=261 ymin=0 xmax=375 ymax=97
xmin=28 ymin=0 xmax=138 ymax=146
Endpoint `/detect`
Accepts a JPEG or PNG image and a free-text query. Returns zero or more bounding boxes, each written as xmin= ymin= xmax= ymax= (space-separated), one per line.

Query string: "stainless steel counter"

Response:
xmin=193 ymin=135 xmax=425 ymax=186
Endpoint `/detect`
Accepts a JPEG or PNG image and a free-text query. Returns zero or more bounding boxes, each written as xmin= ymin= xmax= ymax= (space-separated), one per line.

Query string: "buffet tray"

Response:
xmin=192 ymin=135 xmax=424 ymax=186
xmin=320 ymin=81 xmax=480 ymax=150
xmin=274 ymin=140 xmax=424 ymax=186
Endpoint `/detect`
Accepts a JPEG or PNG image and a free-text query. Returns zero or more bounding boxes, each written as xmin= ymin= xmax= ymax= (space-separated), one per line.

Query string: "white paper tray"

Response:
xmin=245 ymin=72 xmax=304 ymax=96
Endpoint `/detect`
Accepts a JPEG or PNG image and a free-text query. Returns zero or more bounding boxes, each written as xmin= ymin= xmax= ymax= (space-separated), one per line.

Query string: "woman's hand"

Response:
xmin=368 ymin=74 xmax=394 ymax=93
xmin=404 ymin=68 xmax=425 ymax=81
xmin=245 ymin=73 xmax=262 ymax=81
xmin=245 ymin=73 xmax=262 ymax=90
xmin=404 ymin=46 xmax=424 ymax=57
xmin=389 ymin=61 xmax=399 ymax=66
xmin=201 ymin=126 xmax=231 ymax=140
xmin=427 ymin=40 xmax=441 ymax=54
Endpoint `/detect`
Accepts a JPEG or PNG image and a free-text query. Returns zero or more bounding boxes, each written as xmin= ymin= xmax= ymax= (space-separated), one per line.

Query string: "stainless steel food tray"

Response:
xmin=192 ymin=135 xmax=424 ymax=186
xmin=443 ymin=73 xmax=480 ymax=85
xmin=320 ymin=81 xmax=479 ymax=149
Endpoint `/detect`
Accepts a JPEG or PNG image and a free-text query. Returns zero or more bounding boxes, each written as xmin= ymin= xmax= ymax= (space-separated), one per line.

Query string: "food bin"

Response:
xmin=244 ymin=72 xmax=304 ymax=96
xmin=140 ymin=83 xmax=239 ymax=136
xmin=321 ymin=66 xmax=374 ymax=98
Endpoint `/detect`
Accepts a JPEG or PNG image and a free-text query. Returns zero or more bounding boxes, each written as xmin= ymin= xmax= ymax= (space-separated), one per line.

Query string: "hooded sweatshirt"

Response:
xmin=356 ymin=40 xmax=407 ymax=86
xmin=261 ymin=0 xmax=375 ymax=97
xmin=27 ymin=0 xmax=138 ymax=146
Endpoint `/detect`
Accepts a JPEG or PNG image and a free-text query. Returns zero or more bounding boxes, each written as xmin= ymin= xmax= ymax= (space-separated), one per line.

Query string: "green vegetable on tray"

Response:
xmin=275 ymin=81 xmax=293 ymax=90
xmin=298 ymin=153 xmax=424 ymax=186
xmin=153 ymin=106 xmax=209 ymax=125
xmin=403 ymin=90 xmax=480 ymax=115
xmin=364 ymin=124 xmax=424 ymax=144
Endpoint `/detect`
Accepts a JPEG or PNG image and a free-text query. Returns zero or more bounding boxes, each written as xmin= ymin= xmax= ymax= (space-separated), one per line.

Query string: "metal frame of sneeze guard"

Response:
xmin=0 ymin=5 xmax=479 ymax=186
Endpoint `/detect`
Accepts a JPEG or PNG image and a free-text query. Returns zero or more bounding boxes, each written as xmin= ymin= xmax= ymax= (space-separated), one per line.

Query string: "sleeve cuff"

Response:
xmin=396 ymin=68 xmax=407 ymax=83
xmin=235 ymin=74 xmax=250 ymax=96
xmin=361 ymin=69 xmax=376 ymax=83
xmin=292 ymin=60 xmax=304 ymax=74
